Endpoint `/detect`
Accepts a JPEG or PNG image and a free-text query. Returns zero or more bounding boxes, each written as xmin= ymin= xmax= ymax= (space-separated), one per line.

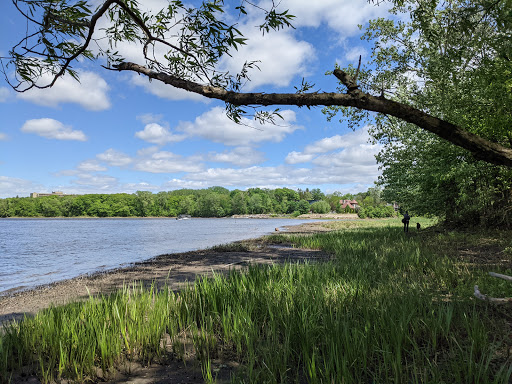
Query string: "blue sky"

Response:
xmin=0 ymin=0 xmax=392 ymax=198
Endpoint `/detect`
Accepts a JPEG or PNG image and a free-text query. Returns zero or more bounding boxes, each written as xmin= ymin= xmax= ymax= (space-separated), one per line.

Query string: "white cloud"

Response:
xmin=178 ymin=165 xmax=379 ymax=188
xmin=163 ymin=179 xmax=211 ymax=190
xmin=180 ymin=162 xmax=379 ymax=188
xmin=21 ymin=118 xmax=87 ymax=141
xmin=17 ymin=71 xmax=111 ymax=111
xmin=77 ymin=160 xmax=108 ymax=172
xmin=268 ymin=0 xmax=392 ymax=36
xmin=0 ymin=133 xmax=8 ymax=141
xmin=285 ymin=127 xmax=379 ymax=164
xmin=222 ymin=26 xmax=315 ymax=90
xmin=97 ymin=149 xmax=133 ymax=167
xmin=0 ymin=87 xmax=9 ymax=102
xmin=344 ymin=46 xmax=368 ymax=62
xmin=133 ymin=151 xmax=204 ymax=173
xmin=136 ymin=113 xmax=164 ymax=125
xmin=285 ymin=151 xmax=315 ymax=164
xmin=312 ymin=145 xmax=380 ymax=167
xmin=131 ymin=74 xmax=209 ymax=102
xmin=208 ymin=147 xmax=266 ymax=166
xmin=182 ymin=166 xmax=304 ymax=186
xmin=135 ymin=123 xmax=187 ymax=145
xmin=0 ymin=176 xmax=39 ymax=198
xmin=178 ymin=106 xmax=301 ymax=146
xmin=303 ymin=135 xmax=346 ymax=154
xmin=71 ymin=173 xmax=119 ymax=188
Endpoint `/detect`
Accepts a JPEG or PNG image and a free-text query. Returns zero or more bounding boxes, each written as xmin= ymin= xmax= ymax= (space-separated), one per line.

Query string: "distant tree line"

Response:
xmin=0 ymin=187 xmax=397 ymax=218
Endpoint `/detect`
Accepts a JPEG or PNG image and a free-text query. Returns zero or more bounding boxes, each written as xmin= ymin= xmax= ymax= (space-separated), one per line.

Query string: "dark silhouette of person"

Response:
xmin=416 ymin=222 xmax=421 ymax=231
xmin=403 ymin=211 xmax=410 ymax=232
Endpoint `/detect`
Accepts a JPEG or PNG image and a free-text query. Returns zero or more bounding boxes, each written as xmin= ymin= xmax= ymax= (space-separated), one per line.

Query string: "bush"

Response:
xmin=358 ymin=205 xmax=396 ymax=218
xmin=310 ymin=201 xmax=331 ymax=214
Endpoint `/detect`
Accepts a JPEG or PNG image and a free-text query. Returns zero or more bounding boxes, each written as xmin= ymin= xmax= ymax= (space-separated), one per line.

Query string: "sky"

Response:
xmin=0 ymin=0 xmax=393 ymax=198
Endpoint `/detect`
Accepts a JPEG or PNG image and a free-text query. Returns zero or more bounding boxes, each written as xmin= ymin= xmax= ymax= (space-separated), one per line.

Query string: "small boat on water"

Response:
xmin=176 ymin=214 xmax=192 ymax=220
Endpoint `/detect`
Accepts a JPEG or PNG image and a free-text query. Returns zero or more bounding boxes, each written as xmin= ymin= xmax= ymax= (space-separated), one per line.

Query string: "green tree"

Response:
xmin=310 ymin=201 xmax=331 ymax=214
xmin=179 ymin=195 xmax=196 ymax=216
xmin=134 ymin=191 xmax=154 ymax=217
xmin=37 ymin=197 xmax=62 ymax=217
xmin=341 ymin=0 xmax=512 ymax=227
xmin=231 ymin=191 xmax=248 ymax=215
xmin=297 ymin=200 xmax=311 ymax=214
xmin=4 ymin=0 xmax=512 ymax=166
xmin=248 ymin=194 xmax=264 ymax=214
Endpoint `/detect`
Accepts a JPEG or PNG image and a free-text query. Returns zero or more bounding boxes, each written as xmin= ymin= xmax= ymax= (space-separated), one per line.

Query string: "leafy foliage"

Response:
xmin=325 ymin=0 xmax=512 ymax=227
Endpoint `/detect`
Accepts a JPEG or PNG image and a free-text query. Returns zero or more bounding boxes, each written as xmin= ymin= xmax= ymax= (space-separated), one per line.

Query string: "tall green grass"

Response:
xmin=1 ymin=219 xmax=511 ymax=383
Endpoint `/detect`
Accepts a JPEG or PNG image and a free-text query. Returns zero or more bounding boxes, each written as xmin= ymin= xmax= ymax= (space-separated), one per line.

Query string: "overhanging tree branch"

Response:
xmin=115 ymin=61 xmax=512 ymax=167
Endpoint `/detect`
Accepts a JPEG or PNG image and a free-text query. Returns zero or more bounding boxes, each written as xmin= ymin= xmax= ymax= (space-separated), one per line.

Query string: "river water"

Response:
xmin=0 ymin=217 xmax=318 ymax=295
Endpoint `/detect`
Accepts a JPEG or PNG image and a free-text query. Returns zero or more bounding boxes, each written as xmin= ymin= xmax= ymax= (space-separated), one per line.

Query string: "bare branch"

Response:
xmin=474 ymin=272 xmax=512 ymax=304
xmin=488 ymin=272 xmax=512 ymax=282
xmin=474 ymin=285 xmax=512 ymax=304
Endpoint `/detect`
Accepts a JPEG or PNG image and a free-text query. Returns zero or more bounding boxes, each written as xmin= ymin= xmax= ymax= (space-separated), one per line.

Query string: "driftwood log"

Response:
xmin=474 ymin=272 xmax=512 ymax=304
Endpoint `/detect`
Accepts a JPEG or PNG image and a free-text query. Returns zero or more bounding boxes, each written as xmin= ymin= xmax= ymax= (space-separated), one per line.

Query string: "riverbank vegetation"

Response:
xmin=0 ymin=187 xmax=395 ymax=219
xmin=2 ymin=218 xmax=512 ymax=383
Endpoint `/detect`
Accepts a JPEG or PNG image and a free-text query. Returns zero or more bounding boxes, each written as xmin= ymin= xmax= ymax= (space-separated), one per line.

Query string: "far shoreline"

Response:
xmin=0 ymin=213 xmax=359 ymax=220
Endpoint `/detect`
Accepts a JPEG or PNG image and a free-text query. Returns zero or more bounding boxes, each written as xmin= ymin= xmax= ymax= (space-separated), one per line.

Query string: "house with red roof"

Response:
xmin=340 ymin=199 xmax=359 ymax=211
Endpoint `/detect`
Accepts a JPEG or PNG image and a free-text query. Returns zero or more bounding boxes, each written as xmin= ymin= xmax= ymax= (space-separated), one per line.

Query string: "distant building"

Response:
xmin=340 ymin=199 xmax=359 ymax=210
xmin=388 ymin=202 xmax=400 ymax=212
xmin=30 ymin=191 xmax=76 ymax=198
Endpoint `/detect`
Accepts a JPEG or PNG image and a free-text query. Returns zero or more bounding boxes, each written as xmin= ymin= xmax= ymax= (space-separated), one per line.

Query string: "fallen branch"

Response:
xmin=474 ymin=272 xmax=512 ymax=304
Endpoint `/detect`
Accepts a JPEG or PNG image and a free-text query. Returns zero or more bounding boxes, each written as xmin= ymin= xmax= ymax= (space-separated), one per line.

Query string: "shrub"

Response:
xmin=310 ymin=201 xmax=331 ymax=214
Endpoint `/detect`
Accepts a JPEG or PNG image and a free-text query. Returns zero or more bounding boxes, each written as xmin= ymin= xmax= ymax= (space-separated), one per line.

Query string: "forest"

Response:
xmin=0 ymin=187 xmax=395 ymax=218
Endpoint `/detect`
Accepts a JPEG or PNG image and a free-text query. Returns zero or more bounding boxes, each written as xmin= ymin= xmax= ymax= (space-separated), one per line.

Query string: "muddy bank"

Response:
xmin=0 ymin=221 xmax=334 ymax=326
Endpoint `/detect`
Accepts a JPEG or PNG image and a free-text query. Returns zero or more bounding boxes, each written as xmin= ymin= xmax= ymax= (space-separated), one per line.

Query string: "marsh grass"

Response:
xmin=1 ymin=218 xmax=512 ymax=383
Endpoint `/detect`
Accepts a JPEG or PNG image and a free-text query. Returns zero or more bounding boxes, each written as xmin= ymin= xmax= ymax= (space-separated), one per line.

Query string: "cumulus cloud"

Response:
xmin=21 ymin=118 xmax=87 ymax=141
xmin=208 ymin=147 xmax=266 ymax=166
xmin=222 ymin=26 xmax=315 ymax=90
xmin=344 ymin=46 xmax=368 ymax=62
xmin=162 ymin=179 xmax=211 ymax=190
xmin=77 ymin=160 xmax=108 ymax=172
xmin=180 ymin=162 xmax=380 ymax=189
xmin=0 ymin=176 xmax=43 ymax=198
xmin=285 ymin=127 xmax=379 ymax=163
xmin=312 ymin=145 xmax=380 ymax=167
xmin=135 ymin=123 xmax=187 ymax=145
xmin=97 ymin=149 xmax=133 ymax=167
xmin=0 ymin=87 xmax=9 ymax=102
xmin=265 ymin=0 xmax=392 ymax=36
xmin=133 ymin=151 xmax=204 ymax=173
xmin=284 ymin=151 xmax=315 ymax=165
xmin=17 ymin=71 xmax=111 ymax=111
xmin=178 ymin=107 xmax=301 ymax=146
xmin=71 ymin=173 xmax=119 ymax=188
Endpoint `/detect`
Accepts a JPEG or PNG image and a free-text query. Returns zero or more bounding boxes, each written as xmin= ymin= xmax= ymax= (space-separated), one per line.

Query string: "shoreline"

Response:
xmin=0 ymin=221 xmax=335 ymax=325
xmin=0 ymin=213 xmax=359 ymax=220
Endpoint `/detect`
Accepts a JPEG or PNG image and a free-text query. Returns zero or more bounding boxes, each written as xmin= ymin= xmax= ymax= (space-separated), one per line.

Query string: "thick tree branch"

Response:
xmin=115 ymin=61 xmax=512 ymax=167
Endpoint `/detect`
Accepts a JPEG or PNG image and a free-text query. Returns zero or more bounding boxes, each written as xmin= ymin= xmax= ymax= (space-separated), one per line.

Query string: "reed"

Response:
xmin=1 ymin=218 xmax=511 ymax=383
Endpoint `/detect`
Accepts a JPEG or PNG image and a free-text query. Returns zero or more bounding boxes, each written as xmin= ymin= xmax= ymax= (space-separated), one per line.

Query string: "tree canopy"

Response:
xmin=3 ymin=0 xmax=512 ymax=167
xmin=331 ymin=0 xmax=512 ymax=226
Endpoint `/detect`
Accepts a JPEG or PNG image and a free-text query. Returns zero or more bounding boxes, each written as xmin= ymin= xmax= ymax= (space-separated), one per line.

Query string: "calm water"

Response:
xmin=0 ymin=218 xmax=318 ymax=295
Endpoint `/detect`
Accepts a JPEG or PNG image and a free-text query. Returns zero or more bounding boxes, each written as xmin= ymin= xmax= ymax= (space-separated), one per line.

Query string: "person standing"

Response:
xmin=403 ymin=211 xmax=410 ymax=232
